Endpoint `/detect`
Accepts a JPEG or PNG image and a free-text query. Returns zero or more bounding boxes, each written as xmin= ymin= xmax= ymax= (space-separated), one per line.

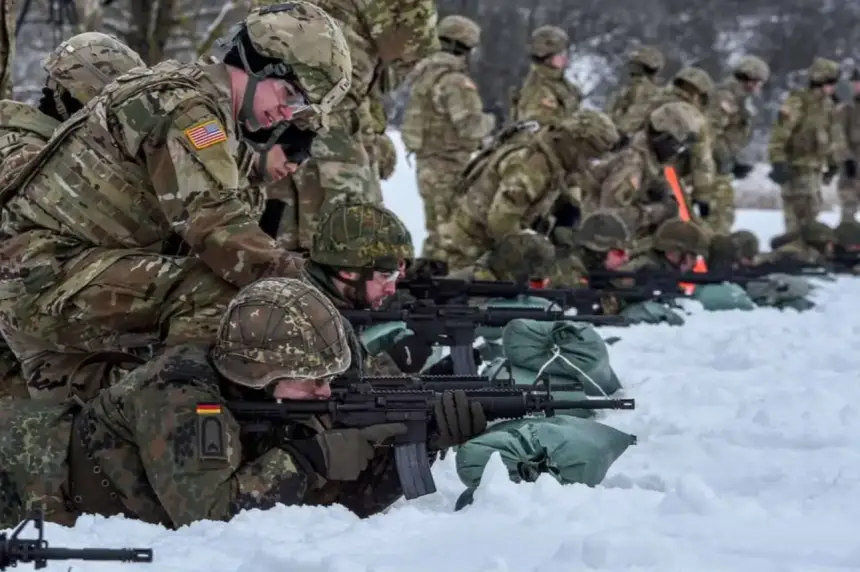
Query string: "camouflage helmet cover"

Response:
xmin=654 ymin=218 xmax=710 ymax=255
xmin=834 ymin=220 xmax=860 ymax=248
xmin=438 ymin=15 xmax=481 ymax=49
xmin=629 ymin=45 xmax=664 ymax=72
xmin=799 ymin=220 xmax=836 ymax=246
xmin=43 ymin=32 xmax=145 ymax=104
xmin=486 ymin=229 xmax=556 ymax=280
xmin=242 ymin=2 xmax=352 ymax=117
xmin=557 ymin=109 xmax=620 ymax=157
xmin=808 ymin=57 xmax=840 ymax=84
xmin=212 ymin=277 xmax=351 ymax=388
xmin=577 ymin=210 xmax=631 ymax=251
xmin=648 ymin=101 xmax=704 ymax=144
xmin=730 ymin=230 xmax=760 ymax=259
xmin=311 ymin=202 xmax=414 ymax=270
xmin=733 ymin=55 xmax=770 ymax=82
xmin=673 ymin=66 xmax=715 ymax=97
xmin=530 ymin=25 xmax=569 ymax=58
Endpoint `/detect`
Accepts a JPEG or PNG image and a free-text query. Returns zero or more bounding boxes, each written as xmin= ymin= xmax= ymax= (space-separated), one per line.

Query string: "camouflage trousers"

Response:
xmin=437 ymin=213 xmax=489 ymax=272
xmin=780 ymin=169 xmax=822 ymax=233
xmin=362 ymin=132 xmax=395 ymax=198
xmin=699 ymin=174 xmax=735 ymax=235
xmin=837 ymin=173 xmax=860 ymax=223
xmin=0 ymin=246 xmax=235 ymax=401
xmin=416 ymin=154 xmax=471 ymax=259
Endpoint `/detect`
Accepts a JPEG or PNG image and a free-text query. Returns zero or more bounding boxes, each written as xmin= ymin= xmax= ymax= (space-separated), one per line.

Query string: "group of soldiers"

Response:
xmin=0 ymin=1 xmax=857 ymax=533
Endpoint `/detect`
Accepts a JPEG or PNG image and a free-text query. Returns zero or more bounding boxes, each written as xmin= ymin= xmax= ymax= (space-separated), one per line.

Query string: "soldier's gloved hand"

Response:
xmin=693 ymin=200 xmax=711 ymax=218
xmin=432 ymin=390 xmax=487 ymax=449
xmin=732 ymin=163 xmax=754 ymax=179
xmin=289 ymin=424 xmax=407 ymax=481
xmin=386 ymin=334 xmax=434 ymax=373
xmin=843 ymin=159 xmax=858 ymax=179
xmin=823 ymin=164 xmax=839 ymax=185
xmin=768 ymin=162 xmax=791 ymax=185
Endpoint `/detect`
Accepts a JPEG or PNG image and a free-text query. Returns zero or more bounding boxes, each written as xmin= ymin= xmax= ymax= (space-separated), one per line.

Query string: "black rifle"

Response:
xmin=342 ymin=302 xmax=629 ymax=375
xmin=330 ymin=372 xmax=586 ymax=393
xmin=228 ymin=375 xmax=634 ymax=500
xmin=0 ymin=510 xmax=153 ymax=570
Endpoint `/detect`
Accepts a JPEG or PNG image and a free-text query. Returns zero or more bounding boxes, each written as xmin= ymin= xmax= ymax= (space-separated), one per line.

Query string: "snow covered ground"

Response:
xmin=7 ymin=133 xmax=860 ymax=572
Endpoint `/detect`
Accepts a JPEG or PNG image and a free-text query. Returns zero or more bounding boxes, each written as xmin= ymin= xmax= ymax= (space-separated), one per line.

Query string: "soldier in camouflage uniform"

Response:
xmin=835 ymin=68 xmax=860 ymax=223
xmin=510 ymin=26 xmax=582 ymax=125
xmin=358 ymin=79 xmax=391 ymax=204
xmin=400 ymin=14 xmax=495 ymax=260
xmin=0 ymin=3 xmax=352 ymax=400
xmin=268 ymin=0 xmax=439 ymax=251
xmin=438 ymin=110 xmax=619 ymax=271
xmin=606 ymin=45 xmax=664 ymax=125
xmin=446 ymin=229 xmax=556 ymax=283
xmin=552 ymin=210 xmax=631 ymax=291
xmin=0 ymin=277 xmax=488 ymax=528
xmin=0 ymin=33 xmax=145 ymax=400
xmin=588 ymin=101 xmax=706 ymax=252
xmin=758 ymin=221 xmax=835 ymax=265
xmin=730 ymin=230 xmax=761 ymax=266
xmin=620 ymin=218 xmax=710 ymax=274
xmin=707 ymin=55 xmax=770 ymax=235
xmin=768 ymin=57 xmax=846 ymax=233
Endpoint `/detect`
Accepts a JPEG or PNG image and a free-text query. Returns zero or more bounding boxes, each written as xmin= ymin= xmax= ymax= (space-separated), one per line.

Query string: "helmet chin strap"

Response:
xmin=235 ymin=39 xmax=292 ymax=134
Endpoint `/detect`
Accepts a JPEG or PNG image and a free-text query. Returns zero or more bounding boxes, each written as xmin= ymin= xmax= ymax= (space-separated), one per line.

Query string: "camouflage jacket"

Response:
xmin=757 ymin=240 xmax=827 ymax=265
xmin=72 ymin=344 xmax=408 ymax=527
xmin=709 ymin=78 xmax=754 ymax=173
xmin=511 ymin=63 xmax=582 ymax=125
xmin=0 ymin=100 xmax=58 ymax=182
xmin=606 ymin=75 xmax=661 ymax=127
xmin=768 ymin=88 xmax=847 ymax=169
xmin=0 ymin=60 xmax=303 ymax=289
xmin=400 ymin=51 xmax=494 ymax=157
xmin=836 ymin=96 xmax=860 ymax=160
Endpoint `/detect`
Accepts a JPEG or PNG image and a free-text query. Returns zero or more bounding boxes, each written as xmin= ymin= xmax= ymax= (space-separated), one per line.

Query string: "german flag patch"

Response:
xmin=184 ymin=120 xmax=227 ymax=150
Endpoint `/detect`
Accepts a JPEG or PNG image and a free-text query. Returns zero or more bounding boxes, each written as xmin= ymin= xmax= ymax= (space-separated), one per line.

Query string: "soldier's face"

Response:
xmin=260 ymin=145 xmax=300 ymax=182
xmin=604 ymin=248 xmax=628 ymax=270
xmin=822 ymin=83 xmax=836 ymax=95
xmin=247 ymin=77 xmax=309 ymax=131
xmin=852 ymin=81 xmax=860 ymax=95
xmin=272 ymin=377 xmax=332 ymax=400
xmin=747 ymin=80 xmax=763 ymax=95
xmin=549 ymin=52 xmax=568 ymax=70
xmin=364 ymin=269 xmax=400 ymax=308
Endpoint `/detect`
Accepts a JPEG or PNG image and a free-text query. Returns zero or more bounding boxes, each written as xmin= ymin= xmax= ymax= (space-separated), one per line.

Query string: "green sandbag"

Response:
xmin=359 ymin=321 xmax=412 ymax=356
xmin=501 ymin=319 xmax=621 ymax=396
xmin=620 ymin=300 xmax=685 ymax=325
xmin=474 ymin=296 xmax=559 ymax=341
xmin=692 ymin=283 xmax=756 ymax=311
xmin=745 ymin=273 xmax=815 ymax=310
xmin=482 ymin=358 xmax=594 ymax=418
xmin=455 ymin=416 xmax=636 ymax=504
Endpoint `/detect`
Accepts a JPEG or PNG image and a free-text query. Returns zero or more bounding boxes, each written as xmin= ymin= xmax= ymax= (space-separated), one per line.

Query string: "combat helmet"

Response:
xmin=730 ymin=230 xmax=760 ymax=260
xmin=672 ymin=67 xmax=714 ymax=103
xmin=628 ymin=45 xmax=664 ymax=74
xmin=733 ymin=55 xmax=770 ymax=83
xmin=577 ymin=211 xmax=631 ymax=252
xmin=553 ymin=109 xmax=620 ymax=162
xmin=647 ymin=101 xmax=702 ymax=163
xmin=220 ymin=1 xmax=352 ymax=132
xmin=653 ymin=218 xmax=710 ymax=255
xmin=438 ymin=15 xmax=481 ymax=50
xmin=486 ymin=229 xmax=556 ymax=281
xmin=799 ymin=220 xmax=836 ymax=250
xmin=212 ymin=277 xmax=351 ymax=388
xmin=808 ymin=58 xmax=840 ymax=85
xmin=530 ymin=26 xmax=569 ymax=59
xmin=311 ymin=202 xmax=414 ymax=271
xmin=42 ymin=32 xmax=145 ymax=119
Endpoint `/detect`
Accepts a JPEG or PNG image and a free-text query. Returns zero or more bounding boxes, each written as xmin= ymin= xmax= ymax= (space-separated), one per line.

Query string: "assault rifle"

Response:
xmin=0 ymin=510 xmax=153 ymax=570
xmin=342 ymin=301 xmax=630 ymax=374
xmin=228 ymin=374 xmax=634 ymax=500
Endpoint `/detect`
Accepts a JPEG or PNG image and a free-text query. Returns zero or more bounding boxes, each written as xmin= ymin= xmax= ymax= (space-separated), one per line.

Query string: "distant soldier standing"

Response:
xmin=707 ymin=55 xmax=770 ymax=234
xmin=510 ymin=26 xmax=582 ymax=126
xmin=400 ymin=14 xmax=495 ymax=260
xmin=835 ymin=68 xmax=860 ymax=223
xmin=606 ymin=45 xmax=664 ymax=126
xmin=768 ymin=57 xmax=846 ymax=232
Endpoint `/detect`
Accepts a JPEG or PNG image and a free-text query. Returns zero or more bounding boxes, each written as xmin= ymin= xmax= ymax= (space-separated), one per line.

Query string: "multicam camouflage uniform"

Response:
xmin=606 ymin=45 xmax=664 ymax=125
xmin=708 ymin=55 xmax=770 ymax=234
xmin=439 ymin=110 xmax=619 ymax=271
xmin=0 ymin=278 xmax=414 ymax=528
xmin=400 ymin=15 xmax=495 ymax=259
xmin=510 ymin=26 xmax=581 ymax=126
xmin=265 ymin=0 xmax=439 ymax=251
xmin=0 ymin=3 xmax=350 ymax=400
xmin=836 ymin=69 xmax=860 ymax=223
xmin=0 ymin=33 xmax=146 ymax=400
xmin=446 ymin=229 xmax=556 ymax=282
xmin=758 ymin=221 xmax=835 ymax=265
xmin=768 ymin=58 xmax=847 ymax=233
xmin=358 ymin=84 xmax=389 ymax=204
xmin=621 ymin=218 xmax=710 ymax=272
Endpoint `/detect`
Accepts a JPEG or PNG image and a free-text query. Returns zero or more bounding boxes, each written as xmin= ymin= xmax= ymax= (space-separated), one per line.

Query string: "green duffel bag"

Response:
xmin=474 ymin=296 xmax=560 ymax=342
xmin=501 ymin=319 xmax=622 ymax=396
xmin=745 ymin=273 xmax=815 ymax=311
xmin=691 ymin=282 xmax=756 ymax=311
xmin=359 ymin=321 xmax=412 ymax=357
xmin=620 ymin=300 xmax=685 ymax=325
xmin=454 ymin=415 xmax=636 ymax=509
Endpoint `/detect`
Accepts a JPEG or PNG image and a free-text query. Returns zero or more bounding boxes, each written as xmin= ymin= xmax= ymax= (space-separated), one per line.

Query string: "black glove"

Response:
xmin=768 ymin=162 xmax=791 ymax=185
xmin=844 ymin=159 xmax=858 ymax=179
xmin=646 ymin=179 xmax=671 ymax=201
xmin=289 ymin=424 xmax=407 ymax=481
xmin=823 ymin=164 xmax=839 ymax=185
xmin=693 ymin=200 xmax=711 ymax=218
xmin=432 ymin=390 xmax=487 ymax=449
xmin=385 ymin=334 xmax=434 ymax=373
xmin=732 ymin=163 xmax=754 ymax=179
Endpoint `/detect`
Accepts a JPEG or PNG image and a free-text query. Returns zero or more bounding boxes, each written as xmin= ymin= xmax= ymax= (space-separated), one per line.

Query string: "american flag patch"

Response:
xmin=184 ymin=120 xmax=227 ymax=150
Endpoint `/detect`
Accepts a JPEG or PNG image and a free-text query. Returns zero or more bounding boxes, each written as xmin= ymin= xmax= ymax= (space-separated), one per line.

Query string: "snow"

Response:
xmin=8 ymin=132 xmax=860 ymax=572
